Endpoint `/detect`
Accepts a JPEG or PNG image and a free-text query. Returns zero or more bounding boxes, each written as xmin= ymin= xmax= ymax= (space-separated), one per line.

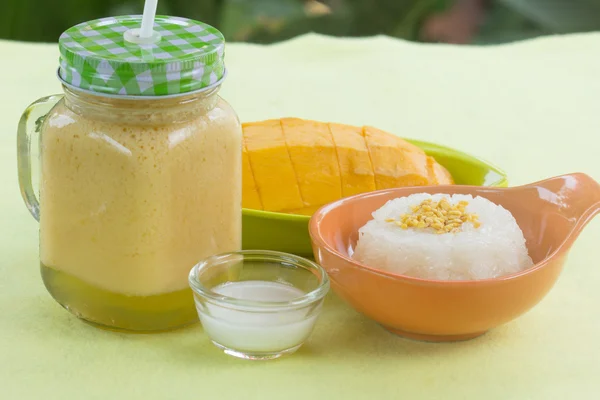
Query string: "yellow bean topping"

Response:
xmin=385 ymin=198 xmax=481 ymax=234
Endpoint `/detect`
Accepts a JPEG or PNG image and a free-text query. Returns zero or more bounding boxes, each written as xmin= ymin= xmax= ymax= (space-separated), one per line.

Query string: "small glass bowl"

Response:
xmin=188 ymin=250 xmax=330 ymax=360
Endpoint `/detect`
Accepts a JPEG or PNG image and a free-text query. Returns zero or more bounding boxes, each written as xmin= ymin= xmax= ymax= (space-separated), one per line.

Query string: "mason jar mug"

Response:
xmin=16 ymin=15 xmax=242 ymax=331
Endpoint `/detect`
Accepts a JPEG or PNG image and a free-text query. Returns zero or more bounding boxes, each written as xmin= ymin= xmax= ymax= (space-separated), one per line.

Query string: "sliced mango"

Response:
xmin=281 ymin=118 xmax=342 ymax=213
xmin=241 ymin=138 xmax=263 ymax=210
xmin=328 ymin=122 xmax=376 ymax=197
xmin=363 ymin=126 xmax=429 ymax=189
xmin=243 ymin=120 xmax=304 ymax=212
xmin=427 ymin=156 xmax=454 ymax=185
xmin=241 ymin=118 xmax=454 ymax=215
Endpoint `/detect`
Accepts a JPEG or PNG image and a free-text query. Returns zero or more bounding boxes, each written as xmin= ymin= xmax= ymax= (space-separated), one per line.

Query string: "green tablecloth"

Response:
xmin=1 ymin=33 xmax=599 ymax=399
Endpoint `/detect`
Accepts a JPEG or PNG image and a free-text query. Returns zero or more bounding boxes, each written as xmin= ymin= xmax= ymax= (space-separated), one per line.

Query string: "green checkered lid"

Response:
xmin=58 ymin=15 xmax=226 ymax=96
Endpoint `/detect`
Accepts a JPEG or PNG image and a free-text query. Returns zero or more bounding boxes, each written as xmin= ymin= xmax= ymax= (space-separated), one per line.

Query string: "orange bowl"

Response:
xmin=309 ymin=173 xmax=600 ymax=342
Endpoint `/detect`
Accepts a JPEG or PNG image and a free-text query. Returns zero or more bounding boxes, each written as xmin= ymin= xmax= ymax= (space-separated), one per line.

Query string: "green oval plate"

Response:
xmin=242 ymin=139 xmax=508 ymax=257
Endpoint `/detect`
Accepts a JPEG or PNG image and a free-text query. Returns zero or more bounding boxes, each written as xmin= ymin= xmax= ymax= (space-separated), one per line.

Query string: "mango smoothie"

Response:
xmin=39 ymin=90 xmax=242 ymax=330
xmin=13 ymin=15 xmax=242 ymax=330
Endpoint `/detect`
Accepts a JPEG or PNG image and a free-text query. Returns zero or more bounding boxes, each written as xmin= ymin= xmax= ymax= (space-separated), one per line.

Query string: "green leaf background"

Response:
xmin=1 ymin=0 xmax=600 ymax=44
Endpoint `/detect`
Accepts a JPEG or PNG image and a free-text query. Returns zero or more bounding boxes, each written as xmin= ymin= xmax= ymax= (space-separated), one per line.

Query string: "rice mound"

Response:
xmin=352 ymin=193 xmax=534 ymax=280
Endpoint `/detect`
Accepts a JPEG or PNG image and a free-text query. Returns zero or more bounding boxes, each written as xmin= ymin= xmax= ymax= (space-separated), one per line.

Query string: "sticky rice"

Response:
xmin=352 ymin=193 xmax=533 ymax=280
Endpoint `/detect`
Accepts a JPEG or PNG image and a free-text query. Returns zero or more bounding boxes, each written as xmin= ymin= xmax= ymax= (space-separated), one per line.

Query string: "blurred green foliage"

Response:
xmin=476 ymin=0 xmax=600 ymax=44
xmin=0 ymin=0 xmax=449 ymax=43
xmin=1 ymin=0 xmax=600 ymax=44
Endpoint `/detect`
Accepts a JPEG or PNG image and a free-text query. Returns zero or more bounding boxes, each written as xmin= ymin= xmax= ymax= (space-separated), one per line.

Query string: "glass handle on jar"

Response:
xmin=17 ymin=95 xmax=63 ymax=222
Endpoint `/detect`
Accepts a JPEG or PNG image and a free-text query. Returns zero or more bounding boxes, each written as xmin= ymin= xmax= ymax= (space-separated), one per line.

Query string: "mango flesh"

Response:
xmin=329 ymin=123 xmax=376 ymax=197
xmin=363 ymin=126 xmax=430 ymax=190
xmin=241 ymin=119 xmax=453 ymax=215
xmin=281 ymin=118 xmax=342 ymax=211
xmin=427 ymin=156 xmax=454 ymax=185
xmin=243 ymin=120 xmax=303 ymax=212
xmin=241 ymin=137 xmax=262 ymax=211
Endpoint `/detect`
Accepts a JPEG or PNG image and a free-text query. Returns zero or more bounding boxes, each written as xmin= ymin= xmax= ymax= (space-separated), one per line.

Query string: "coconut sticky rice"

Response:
xmin=352 ymin=194 xmax=533 ymax=280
